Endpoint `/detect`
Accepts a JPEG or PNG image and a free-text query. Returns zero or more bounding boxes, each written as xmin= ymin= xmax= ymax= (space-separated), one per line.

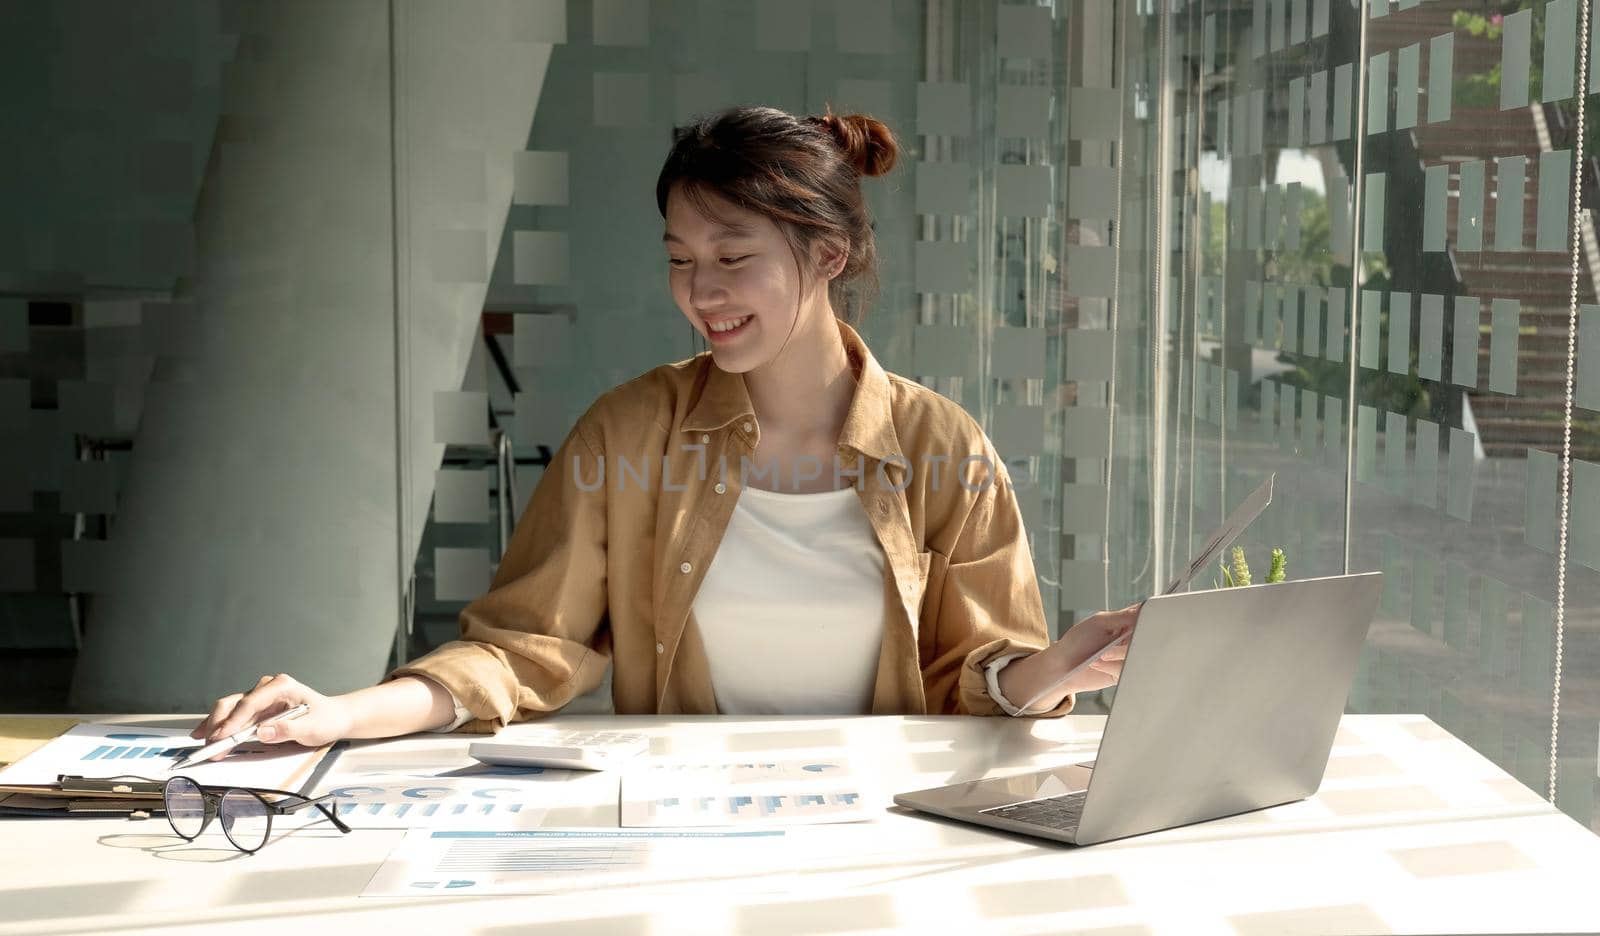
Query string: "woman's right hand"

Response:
xmin=191 ymin=674 xmax=352 ymax=758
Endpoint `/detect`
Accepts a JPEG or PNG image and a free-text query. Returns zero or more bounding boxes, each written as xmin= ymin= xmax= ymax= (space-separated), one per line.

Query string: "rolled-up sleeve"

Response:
xmin=385 ymin=409 xmax=612 ymax=731
xmin=924 ymin=450 xmax=1075 ymax=718
xmin=417 ymin=680 xmax=473 ymax=733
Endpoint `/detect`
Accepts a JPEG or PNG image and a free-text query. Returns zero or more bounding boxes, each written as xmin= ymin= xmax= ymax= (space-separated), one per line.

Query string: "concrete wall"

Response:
xmin=55 ymin=0 xmax=550 ymax=710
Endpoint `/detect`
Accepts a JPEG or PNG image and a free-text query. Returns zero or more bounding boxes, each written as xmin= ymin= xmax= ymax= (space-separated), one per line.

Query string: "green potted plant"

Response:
xmin=1216 ymin=545 xmax=1286 ymax=588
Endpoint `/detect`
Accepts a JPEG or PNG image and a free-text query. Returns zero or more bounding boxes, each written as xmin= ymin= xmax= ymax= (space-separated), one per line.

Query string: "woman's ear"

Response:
xmin=811 ymin=239 xmax=849 ymax=280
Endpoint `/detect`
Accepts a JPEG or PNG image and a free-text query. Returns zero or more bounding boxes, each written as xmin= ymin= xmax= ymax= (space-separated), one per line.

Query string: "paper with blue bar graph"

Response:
xmin=620 ymin=757 xmax=870 ymax=827
xmin=304 ymin=733 xmax=601 ymax=829
xmin=361 ymin=828 xmax=806 ymax=897
xmin=310 ymin=768 xmax=562 ymax=830
xmin=0 ymin=723 xmax=323 ymax=792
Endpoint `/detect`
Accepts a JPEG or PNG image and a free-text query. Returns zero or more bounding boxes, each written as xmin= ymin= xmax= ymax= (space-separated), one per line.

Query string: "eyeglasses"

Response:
xmin=162 ymin=775 xmax=351 ymax=854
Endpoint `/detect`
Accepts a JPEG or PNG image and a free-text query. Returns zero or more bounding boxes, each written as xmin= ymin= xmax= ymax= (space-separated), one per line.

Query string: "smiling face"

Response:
xmin=663 ymin=185 xmax=838 ymax=373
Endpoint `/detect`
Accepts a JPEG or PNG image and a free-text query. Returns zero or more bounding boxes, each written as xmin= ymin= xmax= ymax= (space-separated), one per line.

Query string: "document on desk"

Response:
xmin=310 ymin=766 xmax=577 ymax=830
xmin=361 ymin=827 xmax=805 ymax=897
xmin=620 ymin=758 xmax=871 ymax=827
xmin=0 ymin=717 xmax=80 ymax=768
xmin=0 ymin=723 xmax=324 ymax=792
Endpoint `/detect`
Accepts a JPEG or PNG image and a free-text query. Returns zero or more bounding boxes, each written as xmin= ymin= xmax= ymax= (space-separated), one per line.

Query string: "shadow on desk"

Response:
xmin=888 ymin=798 xmax=1556 ymax=854
xmin=93 ymin=820 xmax=345 ymax=865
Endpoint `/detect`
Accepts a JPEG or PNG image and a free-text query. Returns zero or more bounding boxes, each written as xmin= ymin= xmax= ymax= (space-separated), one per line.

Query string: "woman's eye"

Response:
xmin=720 ymin=255 xmax=750 ymax=265
xmin=668 ymin=258 xmax=689 ymax=267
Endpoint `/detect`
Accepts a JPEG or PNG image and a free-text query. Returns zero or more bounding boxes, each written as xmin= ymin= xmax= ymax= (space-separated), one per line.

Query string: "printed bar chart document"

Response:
xmin=0 ymin=723 xmax=326 ymax=793
xmin=361 ymin=828 xmax=803 ymax=897
xmin=308 ymin=763 xmax=574 ymax=830
xmin=305 ymin=734 xmax=625 ymax=829
xmin=620 ymin=758 xmax=871 ymax=827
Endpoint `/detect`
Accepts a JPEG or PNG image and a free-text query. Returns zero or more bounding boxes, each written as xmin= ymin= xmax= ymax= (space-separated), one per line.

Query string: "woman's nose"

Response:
xmin=689 ymin=268 xmax=730 ymax=308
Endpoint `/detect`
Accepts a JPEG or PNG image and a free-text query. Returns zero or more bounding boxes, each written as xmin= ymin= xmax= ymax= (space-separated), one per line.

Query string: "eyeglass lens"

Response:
xmin=164 ymin=777 xmax=206 ymax=839
xmin=219 ymin=789 xmax=271 ymax=852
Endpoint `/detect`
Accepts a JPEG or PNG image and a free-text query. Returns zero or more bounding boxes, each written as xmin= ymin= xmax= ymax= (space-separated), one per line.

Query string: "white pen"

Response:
xmin=171 ymin=702 xmax=311 ymax=770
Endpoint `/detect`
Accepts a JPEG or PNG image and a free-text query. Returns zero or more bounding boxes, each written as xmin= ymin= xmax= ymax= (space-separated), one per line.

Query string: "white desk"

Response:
xmin=3 ymin=713 xmax=1598 ymax=935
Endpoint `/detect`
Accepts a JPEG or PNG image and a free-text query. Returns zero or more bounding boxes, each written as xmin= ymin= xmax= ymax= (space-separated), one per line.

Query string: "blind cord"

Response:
xmin=1549 ymin=0 xmax=1590 ymax=806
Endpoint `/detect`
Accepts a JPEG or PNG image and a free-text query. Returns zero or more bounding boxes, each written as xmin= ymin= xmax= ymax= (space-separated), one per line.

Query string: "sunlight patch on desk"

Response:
xmin=898 ymin=720 xmax=965 ymax=743
xmin=1217 ymin=799 xmax=1319 ymax=823
xmin=1228 ymin=903 xmax=1391 ymax=936
xmin=1388 ymin=840 xmax=1536 ymax=878
xmin=481 ymin=913 xmax=652 ymax=936
xmin=1017 ymin=921 xmax=1158 ymax=928
xmin=1484 ymin=777 xmax=1546 ymax=805
xmin=907 ymin=749 xmax=985 ymax=778
xmin=1024 ymin=716 xmax=1108 ymax=745
xmin=970 ymin=874 xmax=1130 ymax=916
xmin=217 ymin=863 xmax=392 ymax=908
xmin=642 ymin=732 xmax=732 ymax=758
xmin=724 ymin=729 xmax=847 ymax=753
xmin=1321 ymin=754 xmax=1402 ymax=781
xmin=735 ymin=893 xmax=897 ymax=934
xmin=1317 ymin=785 xmax=1447 ymax=816
xmin=1402 ymin=720 xmax=1451 ymax=741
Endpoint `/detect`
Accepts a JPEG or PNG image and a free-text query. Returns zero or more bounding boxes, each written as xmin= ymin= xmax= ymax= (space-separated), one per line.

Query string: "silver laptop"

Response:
xmin=895 ymin=571 xmax=1383 ymax=846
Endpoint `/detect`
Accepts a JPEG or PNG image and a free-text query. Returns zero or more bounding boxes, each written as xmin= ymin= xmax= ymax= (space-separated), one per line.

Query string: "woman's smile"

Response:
xmin=705 ymin=314 xmax=755 ymax=341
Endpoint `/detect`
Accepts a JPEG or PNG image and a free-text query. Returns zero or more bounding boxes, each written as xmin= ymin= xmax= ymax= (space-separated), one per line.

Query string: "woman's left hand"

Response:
xmin=992 ymin=601 xmax=1145 ymax=714
xmin=1045 ymin=601 xmax=1143 ymax=695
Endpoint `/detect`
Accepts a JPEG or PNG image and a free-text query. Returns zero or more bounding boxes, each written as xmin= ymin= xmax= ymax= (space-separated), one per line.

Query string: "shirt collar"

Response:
xmin=681 ymin=318 xmax=904 ymax=464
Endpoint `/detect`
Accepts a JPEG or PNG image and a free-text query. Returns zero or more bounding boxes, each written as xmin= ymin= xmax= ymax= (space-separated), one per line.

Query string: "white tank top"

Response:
xmin=691 ymin=484 xmax=888 ymax=715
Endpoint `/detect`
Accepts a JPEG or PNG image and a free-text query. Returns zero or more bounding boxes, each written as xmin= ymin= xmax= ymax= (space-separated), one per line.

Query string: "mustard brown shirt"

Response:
xmin=387 ymin=319 xmax=1073 ymax=728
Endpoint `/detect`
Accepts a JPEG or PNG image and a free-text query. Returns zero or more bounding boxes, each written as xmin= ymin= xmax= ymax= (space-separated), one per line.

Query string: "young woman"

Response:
xmin=193 ymin=106 xmax=1139 ymax=752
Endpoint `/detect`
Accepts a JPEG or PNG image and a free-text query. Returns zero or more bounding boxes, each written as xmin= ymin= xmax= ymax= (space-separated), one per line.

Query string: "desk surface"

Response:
xmin=2 ymin=713 xmax=1597 ymax=936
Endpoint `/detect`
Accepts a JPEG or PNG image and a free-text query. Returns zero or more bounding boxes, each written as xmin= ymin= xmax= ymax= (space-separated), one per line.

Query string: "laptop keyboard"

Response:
xmin=981 ymin=790 xmax=1088 ymax=831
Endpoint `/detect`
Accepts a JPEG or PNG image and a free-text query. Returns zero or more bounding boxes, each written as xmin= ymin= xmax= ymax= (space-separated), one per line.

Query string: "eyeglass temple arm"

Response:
xmin=308 ymin=794 xmax=352 ymax=833
xmin=272 ymin=791 xmax=353 ymax=834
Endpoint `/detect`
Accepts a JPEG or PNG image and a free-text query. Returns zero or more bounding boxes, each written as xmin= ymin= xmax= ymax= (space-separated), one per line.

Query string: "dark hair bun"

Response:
xmin=813 ymin=112 xmax=899 ymax=178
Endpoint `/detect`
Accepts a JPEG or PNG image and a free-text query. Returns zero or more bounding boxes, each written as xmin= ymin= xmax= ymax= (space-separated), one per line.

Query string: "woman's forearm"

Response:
xmin=995 ymin=643 xmax=1072 ymax=714
xmin=339 ymin=675 xmax=459 ymax=738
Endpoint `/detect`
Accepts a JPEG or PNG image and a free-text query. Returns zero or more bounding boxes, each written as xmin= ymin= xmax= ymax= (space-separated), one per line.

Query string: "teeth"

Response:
xmin=709 ymin=316 xmax=750 ymax=334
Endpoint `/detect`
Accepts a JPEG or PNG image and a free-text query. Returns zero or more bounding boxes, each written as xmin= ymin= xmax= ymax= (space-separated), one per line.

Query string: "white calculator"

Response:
xmin=468 ymin=728 xmax=650 ymax=771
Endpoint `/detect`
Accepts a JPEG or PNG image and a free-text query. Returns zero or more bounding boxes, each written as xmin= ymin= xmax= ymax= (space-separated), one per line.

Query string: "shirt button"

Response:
xmin=656 ymin=642 xmax=665 ymax=654
xmin=680 ymin=561 xmax=693 ymax=574
xmin=700 ymin=433 xmax=710 ymax=444
xmin=742 ymin=421 xmax=753 ymax=433
xmin=714 ymin=482 xmax=726 ymax=494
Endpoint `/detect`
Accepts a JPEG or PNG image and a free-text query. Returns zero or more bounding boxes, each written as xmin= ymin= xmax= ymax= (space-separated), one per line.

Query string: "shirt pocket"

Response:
xmin=912 ymin=549 xmax=950 ymax=662
xmin=915 ymin=548 xmax=946 ymax=626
